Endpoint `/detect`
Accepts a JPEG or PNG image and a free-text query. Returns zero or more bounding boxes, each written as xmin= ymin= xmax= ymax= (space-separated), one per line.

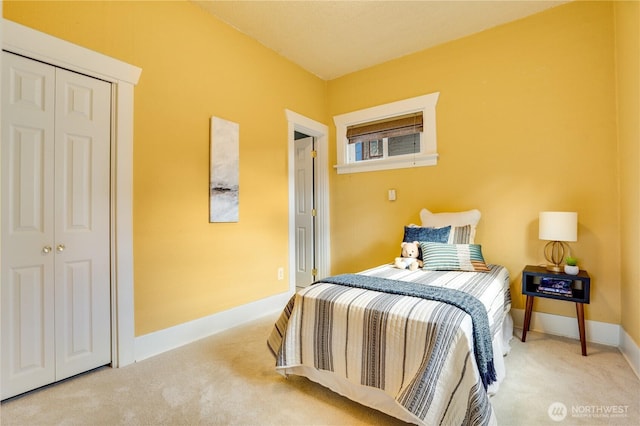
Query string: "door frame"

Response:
xmin=1 ymin=19 xmax=142 ymax=367
xmin=286 ymin=110 xmax=330 ymax=292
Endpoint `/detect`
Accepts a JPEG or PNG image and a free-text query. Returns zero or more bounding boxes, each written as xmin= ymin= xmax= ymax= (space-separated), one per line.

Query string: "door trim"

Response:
xmin=286 ymin=110 xmax=330 ymax=291
xmin=1 ymin=19 xmax=142 ymax=367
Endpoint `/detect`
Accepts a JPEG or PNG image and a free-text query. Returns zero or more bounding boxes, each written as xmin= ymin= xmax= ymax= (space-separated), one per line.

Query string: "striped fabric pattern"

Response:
xmin=421 ymin=242 xmax=491 ymax=272
xmin=268 ymin=264 xmax=510 ymax=426
xmin=318 ymin=273 xmax=496 ymax=389
xmin=449 ymin=224 xmax=473 ymax=243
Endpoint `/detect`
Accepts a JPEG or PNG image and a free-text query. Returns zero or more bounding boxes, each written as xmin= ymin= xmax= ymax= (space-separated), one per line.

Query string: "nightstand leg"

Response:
xmin=576 ymin=303 xmax=587 ymax=356
xmin=522 ymin=295 xmax=534 ymax=342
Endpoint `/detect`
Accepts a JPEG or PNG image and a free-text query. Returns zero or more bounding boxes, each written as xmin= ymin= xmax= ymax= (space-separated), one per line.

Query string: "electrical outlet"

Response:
xmin=277 ymin=267 xmax=284 ymax=280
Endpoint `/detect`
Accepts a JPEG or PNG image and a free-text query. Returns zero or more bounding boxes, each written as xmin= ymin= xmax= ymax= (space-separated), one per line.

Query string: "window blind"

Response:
xmin=347 ymin=112 xmax=423 ymax=144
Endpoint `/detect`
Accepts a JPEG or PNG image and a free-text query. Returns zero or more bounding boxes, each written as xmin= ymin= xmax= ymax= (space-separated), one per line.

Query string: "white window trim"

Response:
xmin=333 ymin=92 xmax=439 ymax=174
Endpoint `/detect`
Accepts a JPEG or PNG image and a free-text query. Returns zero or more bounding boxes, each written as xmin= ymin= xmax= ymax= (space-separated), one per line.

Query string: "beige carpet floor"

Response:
xmin=1 ymin=313 xmax=639 ymax=426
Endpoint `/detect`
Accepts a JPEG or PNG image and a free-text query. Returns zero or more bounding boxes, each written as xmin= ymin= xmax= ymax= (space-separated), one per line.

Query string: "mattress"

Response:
xmin=268 ymin=263 xmax=512 ymax=426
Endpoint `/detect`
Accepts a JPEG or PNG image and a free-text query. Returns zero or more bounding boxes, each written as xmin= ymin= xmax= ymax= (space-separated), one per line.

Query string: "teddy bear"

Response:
xmin=394 ymin=241 xmax=423 ymax=271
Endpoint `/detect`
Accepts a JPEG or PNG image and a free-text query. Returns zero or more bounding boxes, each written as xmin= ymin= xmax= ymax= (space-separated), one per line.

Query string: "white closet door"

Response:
xmin=1 ymin=52 xmax=57 ymax=399
xmin=53 ymin=67 xmax=111 ymax=380
xmin=1 ymin=52 xmax=112 ymax=399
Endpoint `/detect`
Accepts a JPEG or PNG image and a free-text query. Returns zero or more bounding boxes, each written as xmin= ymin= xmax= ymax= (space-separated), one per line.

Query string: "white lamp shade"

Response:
xmin=539 ymin=211 xmax=578 ymax=242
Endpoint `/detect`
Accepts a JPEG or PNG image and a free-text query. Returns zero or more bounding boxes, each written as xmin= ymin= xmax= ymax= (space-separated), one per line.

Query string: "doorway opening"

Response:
xmin=286 ymin=110 xmax=330 ymax=293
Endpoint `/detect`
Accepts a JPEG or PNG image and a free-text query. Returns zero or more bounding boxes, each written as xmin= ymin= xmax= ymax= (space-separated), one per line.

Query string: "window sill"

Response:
xmin=334 ymin=153 xmax=438 ymax=174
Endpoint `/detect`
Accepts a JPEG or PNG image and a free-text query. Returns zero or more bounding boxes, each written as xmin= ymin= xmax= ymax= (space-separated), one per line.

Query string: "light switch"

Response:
xmin=388 ymin=189 xmax=396 ymax=201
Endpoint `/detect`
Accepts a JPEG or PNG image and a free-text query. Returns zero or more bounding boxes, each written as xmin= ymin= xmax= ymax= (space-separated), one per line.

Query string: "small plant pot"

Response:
xmin=564 ymin=265 xmax=579 ymax=275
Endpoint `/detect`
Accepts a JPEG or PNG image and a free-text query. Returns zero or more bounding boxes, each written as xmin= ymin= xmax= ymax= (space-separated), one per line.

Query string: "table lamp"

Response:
xmin=539 ymin=211 xmax=578 ymax=272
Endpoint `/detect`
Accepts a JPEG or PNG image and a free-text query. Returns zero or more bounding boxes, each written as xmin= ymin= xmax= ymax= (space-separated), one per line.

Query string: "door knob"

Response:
xmin=56 ymin=244 xmax=66 ymax=253
xmin=42 ymin=246 xmax=52 ymax=254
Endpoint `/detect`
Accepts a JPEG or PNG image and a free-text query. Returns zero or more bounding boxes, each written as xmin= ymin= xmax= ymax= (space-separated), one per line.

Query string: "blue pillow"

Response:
xmin=403 ymin=225 xmax=451 ymax=244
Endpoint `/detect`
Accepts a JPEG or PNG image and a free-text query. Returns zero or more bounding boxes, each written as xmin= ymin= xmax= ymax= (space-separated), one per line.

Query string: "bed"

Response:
xmin=267 ymin=209 xmax=513 ymax=426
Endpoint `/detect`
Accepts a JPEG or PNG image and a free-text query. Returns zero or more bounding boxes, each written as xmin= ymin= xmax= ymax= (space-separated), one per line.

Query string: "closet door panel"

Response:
xmin=54 ymin=68 xmax=112 ymax=379
xmin=1 ymin=52 xmax=56 ymax=400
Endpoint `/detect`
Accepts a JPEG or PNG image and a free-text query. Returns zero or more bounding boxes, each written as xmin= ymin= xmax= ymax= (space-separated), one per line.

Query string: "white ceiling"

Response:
xmin=193 ymin=0 xmax=569 ymax=80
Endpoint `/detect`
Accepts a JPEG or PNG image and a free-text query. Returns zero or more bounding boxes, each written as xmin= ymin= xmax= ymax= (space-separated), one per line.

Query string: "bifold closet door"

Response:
xmin=1 ymin=52 xmax=112 ymax=399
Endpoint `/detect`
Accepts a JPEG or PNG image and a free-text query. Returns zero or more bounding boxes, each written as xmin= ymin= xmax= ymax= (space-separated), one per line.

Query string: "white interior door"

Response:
xmin=1 ymin=52 xmax=112 ymax=399
xmin=294 ymin=136 xmax=315 ymax=287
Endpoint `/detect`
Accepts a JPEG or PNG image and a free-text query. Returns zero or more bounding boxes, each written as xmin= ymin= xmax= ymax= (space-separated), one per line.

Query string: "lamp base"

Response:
xmin=545 ymin=264 xmax=562 ymax=273
xmin=543 ymin=241 xmax=569 ymax=273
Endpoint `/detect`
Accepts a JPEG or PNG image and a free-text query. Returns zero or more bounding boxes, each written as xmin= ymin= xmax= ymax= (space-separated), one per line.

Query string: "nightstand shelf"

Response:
xmin=521 ymin=265 xmax=591 ymax=356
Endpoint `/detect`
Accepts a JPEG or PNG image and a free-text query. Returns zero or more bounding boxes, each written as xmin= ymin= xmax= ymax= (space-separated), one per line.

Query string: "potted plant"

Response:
xmin=564 ymin=256 xmax=579 ymax=275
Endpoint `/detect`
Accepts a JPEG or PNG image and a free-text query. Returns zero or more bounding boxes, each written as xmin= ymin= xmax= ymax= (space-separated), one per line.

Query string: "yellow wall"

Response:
xmin=3 ymin=1 xmax=635 ymax=337
xmin=615 ymin=0 xmax=640 ymax=346
xmin=3 ymin=0 xmax=327 ymax=335
xmin=327 ymin=1 xmax=622 ymax=324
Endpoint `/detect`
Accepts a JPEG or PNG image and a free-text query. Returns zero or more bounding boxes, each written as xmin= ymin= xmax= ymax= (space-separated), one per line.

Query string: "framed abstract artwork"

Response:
xmin=209 ymin=116 xmax=239 ymax=222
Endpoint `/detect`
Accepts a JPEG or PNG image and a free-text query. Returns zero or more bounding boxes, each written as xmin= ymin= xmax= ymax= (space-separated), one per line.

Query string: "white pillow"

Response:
xmin=419 ymin=208 xmax=481 ymax=243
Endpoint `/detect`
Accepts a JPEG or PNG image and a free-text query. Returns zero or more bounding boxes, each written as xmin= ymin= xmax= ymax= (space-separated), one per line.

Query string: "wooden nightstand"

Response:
xmin=521 ymin=265 xmax=591 ymax=356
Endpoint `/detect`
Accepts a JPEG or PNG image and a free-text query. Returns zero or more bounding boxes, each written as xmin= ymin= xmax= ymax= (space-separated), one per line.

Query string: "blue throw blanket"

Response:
xmin=315 ymin=273 xmax=497 ymax=389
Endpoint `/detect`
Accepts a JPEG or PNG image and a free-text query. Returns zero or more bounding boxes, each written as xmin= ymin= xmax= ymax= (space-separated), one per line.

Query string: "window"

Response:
xmin=348 ymin=112 xmax=422 ymax=163
xmin=333 ymin=92 xmax=439 ymax=174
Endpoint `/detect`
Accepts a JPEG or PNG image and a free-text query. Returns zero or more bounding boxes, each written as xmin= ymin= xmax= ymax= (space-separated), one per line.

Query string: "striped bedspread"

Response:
xmin=268 ymin=264 xmax=511 ymax=426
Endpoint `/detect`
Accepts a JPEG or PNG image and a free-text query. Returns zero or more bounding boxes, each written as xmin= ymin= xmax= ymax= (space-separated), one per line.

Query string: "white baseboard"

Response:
xmin=511 ymin=308 xmax=640 ymax=379
xmin=511 ymin=308 xmax=620 ymax=346
xmin=134 ymin=290 xmax=293 ymax=362
xmin=620 ymin=328 xmax=640 ymax=379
